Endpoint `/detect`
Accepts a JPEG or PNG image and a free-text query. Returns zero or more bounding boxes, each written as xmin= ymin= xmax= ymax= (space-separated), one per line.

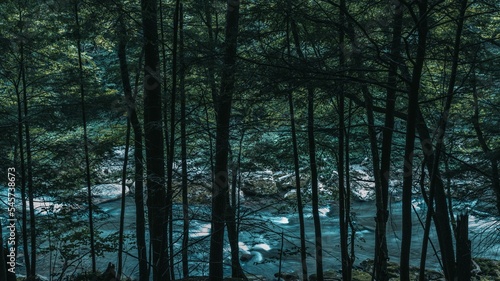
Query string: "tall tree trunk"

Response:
xmin=118 ymin=21 xmax=149 ymax=281
xmin=19 ymin=35 xmax=36 ymax=280
xmin=284 ymin=4 xmax=308 ymax=280
xmin=140 ymin=0 xmax=169 ymax=279
xmin=287 ymin=91 xmax=308 ymax=281
xmin=116 ymin=12 xmax=133 ymax=280
xmin=225 ymin=196 xmax=246 ymax=279
xmin=401 ymin=1 xmax=429 ymax=279
xmin=15 ymin=77 xmax=30 ymax=278
xmin=420 ymin=2 xmax=466 ymax=278
xmin=179 ymin=3 xmax=190 ymax=278
xmin=209 ymin=0 xmax=241 ymax=279
xmin=288 ymin=16 xmax=324 ymax=280
xmin=374 ymin=3 xmax=403 ymax=280
xmin=337 ymin=1 xmax=351 ymax=279
xmin=227 ymin=136 xmax=246 ymax=279
xmin=74 ymin=2 xmax=96 ymax=273
xmin=163 ymin=0 xmax=180 ymax=278
xmin=307 ymin=88 xmax=324 ymax=281
xmin=118 ymin=111 xmax=131 ymax=280
xmin=397 ymin=37 xmax=457 ymax=281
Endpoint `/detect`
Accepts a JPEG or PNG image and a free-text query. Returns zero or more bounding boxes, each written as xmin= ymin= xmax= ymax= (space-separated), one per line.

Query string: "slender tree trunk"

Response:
xmin=74 ymin=2 xmax=96 ymax=273
xmin=140 ymin=0 xmax=169 ymax=279
xmin=209 ymin=1 xmax=241 ymax=279
xmin=288 ymin=16 xmax=323 ymax=280
xmin=284 ymin=3 xmax=308 ymax=279
xmin=118 ymin=112 xmax=131 ymax=280
xmin=159 ymin=0 xmax=176 ymax=278
xmin=164 ymin=0 xmax=180 ymax=278
xmin=373 ymin=3 xmax=403 ymax=280
xmin=307 ymin=87 xmax=324 ymax=280
xmin=15 ymin=78 xmax=30 ymax=278
xmin=116 ymin=13 xmax=132 ymax=280
xmin=227 ymin=137 xmax=246 ymax=279
xmin=401 ymin=1 xmax=429 ymax=279
xmin=19 ymin=35 xmax=36 ymax=280
xmin=338 ymin=1 xmax=351 ymax=278
xmin=397 ymin=38 xmax=457 ymax=281
xmin=422 ymin=2 xmax=466 ymax=279
xmin=179 ymin=3 xmax=190 ymax=278
xmin=225 ymin=197 xmax=246 ymax=279
xmin=288 ymin=91 xmax=308 ymax=281
xmin=118 ymin=30 xmax=149 ymax=281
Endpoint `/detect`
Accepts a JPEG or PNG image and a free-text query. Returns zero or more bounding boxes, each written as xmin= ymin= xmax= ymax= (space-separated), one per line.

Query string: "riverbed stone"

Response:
xmin=242 ymin=170 xmax=278 ymax=196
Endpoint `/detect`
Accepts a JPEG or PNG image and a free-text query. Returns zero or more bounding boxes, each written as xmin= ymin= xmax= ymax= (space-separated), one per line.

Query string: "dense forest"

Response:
xmin=1 ymin=0 xmax=500 ymax=280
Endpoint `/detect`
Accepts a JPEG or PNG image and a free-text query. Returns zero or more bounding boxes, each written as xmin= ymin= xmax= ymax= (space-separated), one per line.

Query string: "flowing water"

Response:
xmin=7 ymin=195 xmax=500 ymax=280
xmin=93 ymin=196 xmax=500 ymax=280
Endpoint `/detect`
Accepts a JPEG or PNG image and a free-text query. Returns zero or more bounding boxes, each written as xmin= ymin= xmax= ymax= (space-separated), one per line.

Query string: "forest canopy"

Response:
xmin=1 ymin=0 xmax=500 ymax=280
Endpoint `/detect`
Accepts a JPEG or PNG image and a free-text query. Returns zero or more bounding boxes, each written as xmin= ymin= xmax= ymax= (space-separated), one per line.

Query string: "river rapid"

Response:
xmin=6 ymin=194 xmax=500 ymax=280
xmin=90 ymin=196 xmax=500 ymax=280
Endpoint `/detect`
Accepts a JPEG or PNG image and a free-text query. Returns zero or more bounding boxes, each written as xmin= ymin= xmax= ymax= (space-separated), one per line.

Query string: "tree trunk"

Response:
xmin=284 ymin=6 xmax=308 ymax=279
xmin=74 ymin=2 xmax=96 ymax=273
xmin=140 ymin=0 xmax=169 ymax=279
xmin=337 ymin=0 xmax=351 ymax=276
xmin=179 ymin=3 xmax=190 ymax=278
xmin=117 ymin=26 xmax=149 ymax=281
xmin=307 ymin=87 xmax=324 ymax=280
xmin=116 ymin=12 xmax=132 ymax=280
xmin=456 ymin=213 xmax=471 ymax=281
xmin=209 ymin=0 xmax=241 ymax=279
xmin=15 ymin=75 xmax=30 ymax=278
xmin=401 ymin=1 xmax=429 ymax=279
xmin=374 ymin=3 xmax=402 ymax=281
xmin=288 ymin=15 xmax=323 ymax=280
xmin=287 ymin=91 xmax=308 ymax=281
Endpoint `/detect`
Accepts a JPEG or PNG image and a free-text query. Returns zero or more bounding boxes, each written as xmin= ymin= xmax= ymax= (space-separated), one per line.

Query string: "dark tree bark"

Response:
xmin=306 ymin=87 xmax=324 ymax=281
xmin=116 ymin=11 xmax=134 ymax=280
xmin=284 ymin=5 xmax=308 ymax=279
xmin=225 ymin=195 xmax=246 ymax=279
xmin=209 ymin=0 xmax=241 ymax=279
xmin=456 ymin=213 xmax=471 ymax=281
xmin=163 ymin=0 xmax=179 ymax=278
xmin=396 ymin=36 xmax=457 ymax=281
xmin=116 ymin=24 xmax=149 ymax=281
xmin=288 ymin=15 xmax=323 ymax=280
xmin=140 ymin=0 xmax=169 ymax=279
xmin=374 ymin=3 xmax=403 ymax=280
xmin=287 ymin=91 xmax=308 ymax=281
xmin=15 ymin=71 xmax=29 ymax=278
xmin=419 ymin=1 xmax=466 ymax=279
xmin=401 ymin=1 xmax=429 ymax=279
xmin=179 ymin=3 xmax=190 ymax=278
xmin=337 ymin=1 xmax=352 ymax=279
xmin=74 ymin=1 xmax=96 ymax=273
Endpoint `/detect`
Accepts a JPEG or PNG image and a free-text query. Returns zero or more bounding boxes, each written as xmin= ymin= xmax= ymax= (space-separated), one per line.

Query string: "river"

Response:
xmin=6 ymin=194 xmax=500 ymax=280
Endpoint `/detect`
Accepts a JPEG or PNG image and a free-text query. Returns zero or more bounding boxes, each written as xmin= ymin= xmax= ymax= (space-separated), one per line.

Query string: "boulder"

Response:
xmin=241 ymin=170 xmax=278 ymax=196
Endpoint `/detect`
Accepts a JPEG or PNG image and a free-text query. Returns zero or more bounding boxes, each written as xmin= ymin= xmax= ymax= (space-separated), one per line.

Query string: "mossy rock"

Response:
xmin=352 ymin=269 xmax=372 ymax=281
